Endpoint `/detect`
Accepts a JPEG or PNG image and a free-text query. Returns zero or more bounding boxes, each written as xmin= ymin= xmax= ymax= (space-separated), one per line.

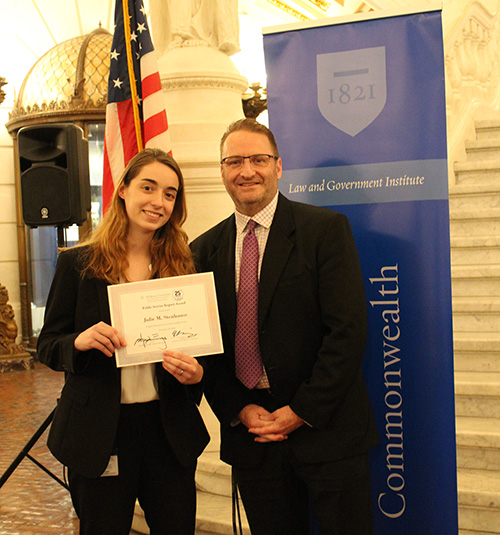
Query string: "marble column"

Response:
xmin=157 ymin=42 xmax=248 ymax=241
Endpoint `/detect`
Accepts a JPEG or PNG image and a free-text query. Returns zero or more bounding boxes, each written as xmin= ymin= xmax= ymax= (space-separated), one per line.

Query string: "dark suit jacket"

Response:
xmin=191 ymin=193 xmax=378 ymax=468
xmin=37 ymin=246 xmax=209 ymax=478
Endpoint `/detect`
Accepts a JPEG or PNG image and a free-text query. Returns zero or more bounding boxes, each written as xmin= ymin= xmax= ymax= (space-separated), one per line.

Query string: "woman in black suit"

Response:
xmin=37 ymin=148 xmax=209 ymax=535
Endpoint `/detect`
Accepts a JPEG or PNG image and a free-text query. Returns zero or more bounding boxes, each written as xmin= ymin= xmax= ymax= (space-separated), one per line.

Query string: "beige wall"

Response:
xmin=0 ymin=107 xmax=22 ymax=344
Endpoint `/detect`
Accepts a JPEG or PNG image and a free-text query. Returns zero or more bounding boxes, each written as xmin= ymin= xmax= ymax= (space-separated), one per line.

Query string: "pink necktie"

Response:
xmin=235 ymin=220 xmax=263 ymax=389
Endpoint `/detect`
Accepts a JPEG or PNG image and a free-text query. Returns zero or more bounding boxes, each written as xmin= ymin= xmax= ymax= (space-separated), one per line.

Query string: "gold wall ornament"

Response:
xmin=242 ymin=83 xmax=267 ymax=119
xmin=0 ymin=77 xmax=7 ymax=105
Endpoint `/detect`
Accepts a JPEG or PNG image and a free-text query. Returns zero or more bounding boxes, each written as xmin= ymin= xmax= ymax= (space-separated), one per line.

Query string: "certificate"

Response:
xmin=108 ymin=272 xmax=223 ymax=367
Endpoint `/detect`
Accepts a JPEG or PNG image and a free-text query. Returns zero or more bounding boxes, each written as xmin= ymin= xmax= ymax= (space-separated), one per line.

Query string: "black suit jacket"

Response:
xmin=37 ymin=246 xmax=209 ymax=478
xmin=191 ymin=194 xmax=378 ymax=468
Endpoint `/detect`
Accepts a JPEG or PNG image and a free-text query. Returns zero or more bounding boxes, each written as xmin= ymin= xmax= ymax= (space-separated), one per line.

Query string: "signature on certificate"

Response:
xmin=134 ymin=333 xmax=169 ymax=349
xmin=134 ymin=330 xmax=198 ymax=350
xmin=172 ymin=330 xmax=198 ymax=340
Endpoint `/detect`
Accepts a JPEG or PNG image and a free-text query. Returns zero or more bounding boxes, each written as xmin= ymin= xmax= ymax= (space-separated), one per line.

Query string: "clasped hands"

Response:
xmin=74 ymin=321 xmax=203 ymax=384
xmin=238 ymin=404 xmax=305 ymax=443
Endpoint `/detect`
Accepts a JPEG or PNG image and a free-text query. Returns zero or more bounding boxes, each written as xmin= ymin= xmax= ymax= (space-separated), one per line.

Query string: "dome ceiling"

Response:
xmin=9 ymin=28 xmax=112 ymax=125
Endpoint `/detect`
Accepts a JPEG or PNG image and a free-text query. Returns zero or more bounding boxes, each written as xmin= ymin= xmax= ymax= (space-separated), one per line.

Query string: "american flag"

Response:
xmin=102 ymin=0 xmax=171 ymax=212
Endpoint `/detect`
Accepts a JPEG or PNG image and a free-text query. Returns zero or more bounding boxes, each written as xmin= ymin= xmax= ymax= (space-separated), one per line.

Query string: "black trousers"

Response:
xmin=69 ymin=401 xmax=197 ymax=535
xmin=232 ymin=390 xmax=374 ymax=535
xmin=233 ymin=445 xmax=373 ymax=535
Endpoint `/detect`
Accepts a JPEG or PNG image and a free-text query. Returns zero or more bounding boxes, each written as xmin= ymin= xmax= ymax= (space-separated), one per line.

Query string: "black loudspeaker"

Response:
xmin=18 ymin=124 xmax=91 ymax=227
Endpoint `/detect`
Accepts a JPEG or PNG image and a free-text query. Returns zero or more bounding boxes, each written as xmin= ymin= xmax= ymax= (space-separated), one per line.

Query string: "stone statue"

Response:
xmin=0 ymin=76 xmax=7 ymax=105
xmin=0 ymin=285 xmax=26 ymax=355
xmin=150 ymin=0 xmax=240 ymax=56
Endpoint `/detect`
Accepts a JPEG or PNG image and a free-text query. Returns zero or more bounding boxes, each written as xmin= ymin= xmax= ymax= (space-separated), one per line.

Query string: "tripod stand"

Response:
xmin=1 ymin=227 xmax=70 ymax=492
xmin=0 ymin=405 xmax=68 ymax=490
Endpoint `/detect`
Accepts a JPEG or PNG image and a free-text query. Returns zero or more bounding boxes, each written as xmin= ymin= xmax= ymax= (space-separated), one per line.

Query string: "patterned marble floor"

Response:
xmin=0 ymin=361 xmax=137 ymax=534
xmin=0 ymin=361 xmax=79 ymax=534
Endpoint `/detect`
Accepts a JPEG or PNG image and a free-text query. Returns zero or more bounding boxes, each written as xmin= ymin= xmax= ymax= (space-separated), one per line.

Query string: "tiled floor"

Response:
xmin=0 ymin=361 xmax=139 ymax=534
xmin=0 ymin=361 xmax=79 ymax=534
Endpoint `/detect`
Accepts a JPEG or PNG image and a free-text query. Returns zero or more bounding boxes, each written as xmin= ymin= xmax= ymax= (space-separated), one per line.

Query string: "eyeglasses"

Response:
xmin=220 ymin=154 xmax=278 ymax=169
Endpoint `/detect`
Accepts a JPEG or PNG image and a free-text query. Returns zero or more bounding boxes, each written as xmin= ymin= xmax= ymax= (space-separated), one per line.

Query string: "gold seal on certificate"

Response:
xmin=108 ymin=272 xmax=223 ymax=367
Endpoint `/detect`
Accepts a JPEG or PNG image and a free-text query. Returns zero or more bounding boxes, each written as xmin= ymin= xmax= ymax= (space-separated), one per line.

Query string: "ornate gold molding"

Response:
xmin=267 ymin=0 xmax=311 ymax=21
xmin=6 ymin=99 xmax=106 ymax=133
xmin=9 ymin=97 xmax=106 ymax=118
xmin=309 ymin=0 xmax=332 ymax=12
xmin=264 ymin=0 xmax=342 ymax=19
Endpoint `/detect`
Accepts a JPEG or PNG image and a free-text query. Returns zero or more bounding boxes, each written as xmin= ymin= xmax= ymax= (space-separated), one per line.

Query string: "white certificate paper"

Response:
xmin=107 ymin=272 xmax=223 ymax=367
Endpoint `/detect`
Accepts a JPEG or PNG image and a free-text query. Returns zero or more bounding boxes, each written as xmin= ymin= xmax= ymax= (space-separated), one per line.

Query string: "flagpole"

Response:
xmin=122 ymin=0 xmax=143 ymax=151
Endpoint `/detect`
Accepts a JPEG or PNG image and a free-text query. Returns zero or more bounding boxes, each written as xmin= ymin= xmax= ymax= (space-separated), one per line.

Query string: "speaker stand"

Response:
xmin=57 ymin=226 xmax=67 ymax=249
xmin=0 ymin=406 xmax=69 ymax=490
xmin=1 ymin=226 xmax=71 ymax=491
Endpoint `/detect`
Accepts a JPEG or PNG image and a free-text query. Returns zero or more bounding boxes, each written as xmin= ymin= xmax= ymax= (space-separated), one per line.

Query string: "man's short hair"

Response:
xmin=220 ymin=118 xmax=280 ymax=158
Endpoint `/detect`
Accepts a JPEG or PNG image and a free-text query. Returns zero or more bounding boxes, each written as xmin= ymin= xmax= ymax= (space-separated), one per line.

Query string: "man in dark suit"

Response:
xmin=191 ymin=119 xmax=378 ymax=535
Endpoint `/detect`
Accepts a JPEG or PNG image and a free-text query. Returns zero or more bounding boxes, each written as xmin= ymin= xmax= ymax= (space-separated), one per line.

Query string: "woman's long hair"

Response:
xmin=80 ymin=148 xmax=195 ymax=283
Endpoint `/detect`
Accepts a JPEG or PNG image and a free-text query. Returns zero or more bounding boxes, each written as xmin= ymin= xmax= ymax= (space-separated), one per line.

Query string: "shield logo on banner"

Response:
xmin=317 ymin=47 xmax=387 ymax=137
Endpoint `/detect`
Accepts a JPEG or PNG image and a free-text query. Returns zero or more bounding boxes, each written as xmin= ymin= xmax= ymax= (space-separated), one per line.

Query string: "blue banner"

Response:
xmin=263 ymin=8 xmax=457 ymax=534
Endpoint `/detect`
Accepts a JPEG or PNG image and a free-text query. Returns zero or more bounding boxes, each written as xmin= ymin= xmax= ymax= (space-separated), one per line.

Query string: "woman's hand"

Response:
xmin=162 ymin=350 xmax=204 ymax=384
xmin=74 ymin=321 xmax=126 ymax=358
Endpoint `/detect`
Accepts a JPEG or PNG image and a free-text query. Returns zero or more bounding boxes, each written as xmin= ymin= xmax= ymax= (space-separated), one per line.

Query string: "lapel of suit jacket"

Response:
xmin=74 ymin=246 xmax=112 ymax=326
xmin=95 ymin=278 xmax=112 ymax=325
xmin=258 ymin=194 xmax=295 ymax=328
xmin=211 ymin=216 xmax=238 ymax=345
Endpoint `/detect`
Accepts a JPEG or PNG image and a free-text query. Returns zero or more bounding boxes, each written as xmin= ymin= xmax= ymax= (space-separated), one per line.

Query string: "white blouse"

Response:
xmin=120 ymin=363 xmax=159 ymax=404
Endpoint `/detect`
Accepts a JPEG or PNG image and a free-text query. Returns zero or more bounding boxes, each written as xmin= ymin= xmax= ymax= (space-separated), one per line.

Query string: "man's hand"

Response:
xmin=239 ymin=404 xmax=304 ymax=443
